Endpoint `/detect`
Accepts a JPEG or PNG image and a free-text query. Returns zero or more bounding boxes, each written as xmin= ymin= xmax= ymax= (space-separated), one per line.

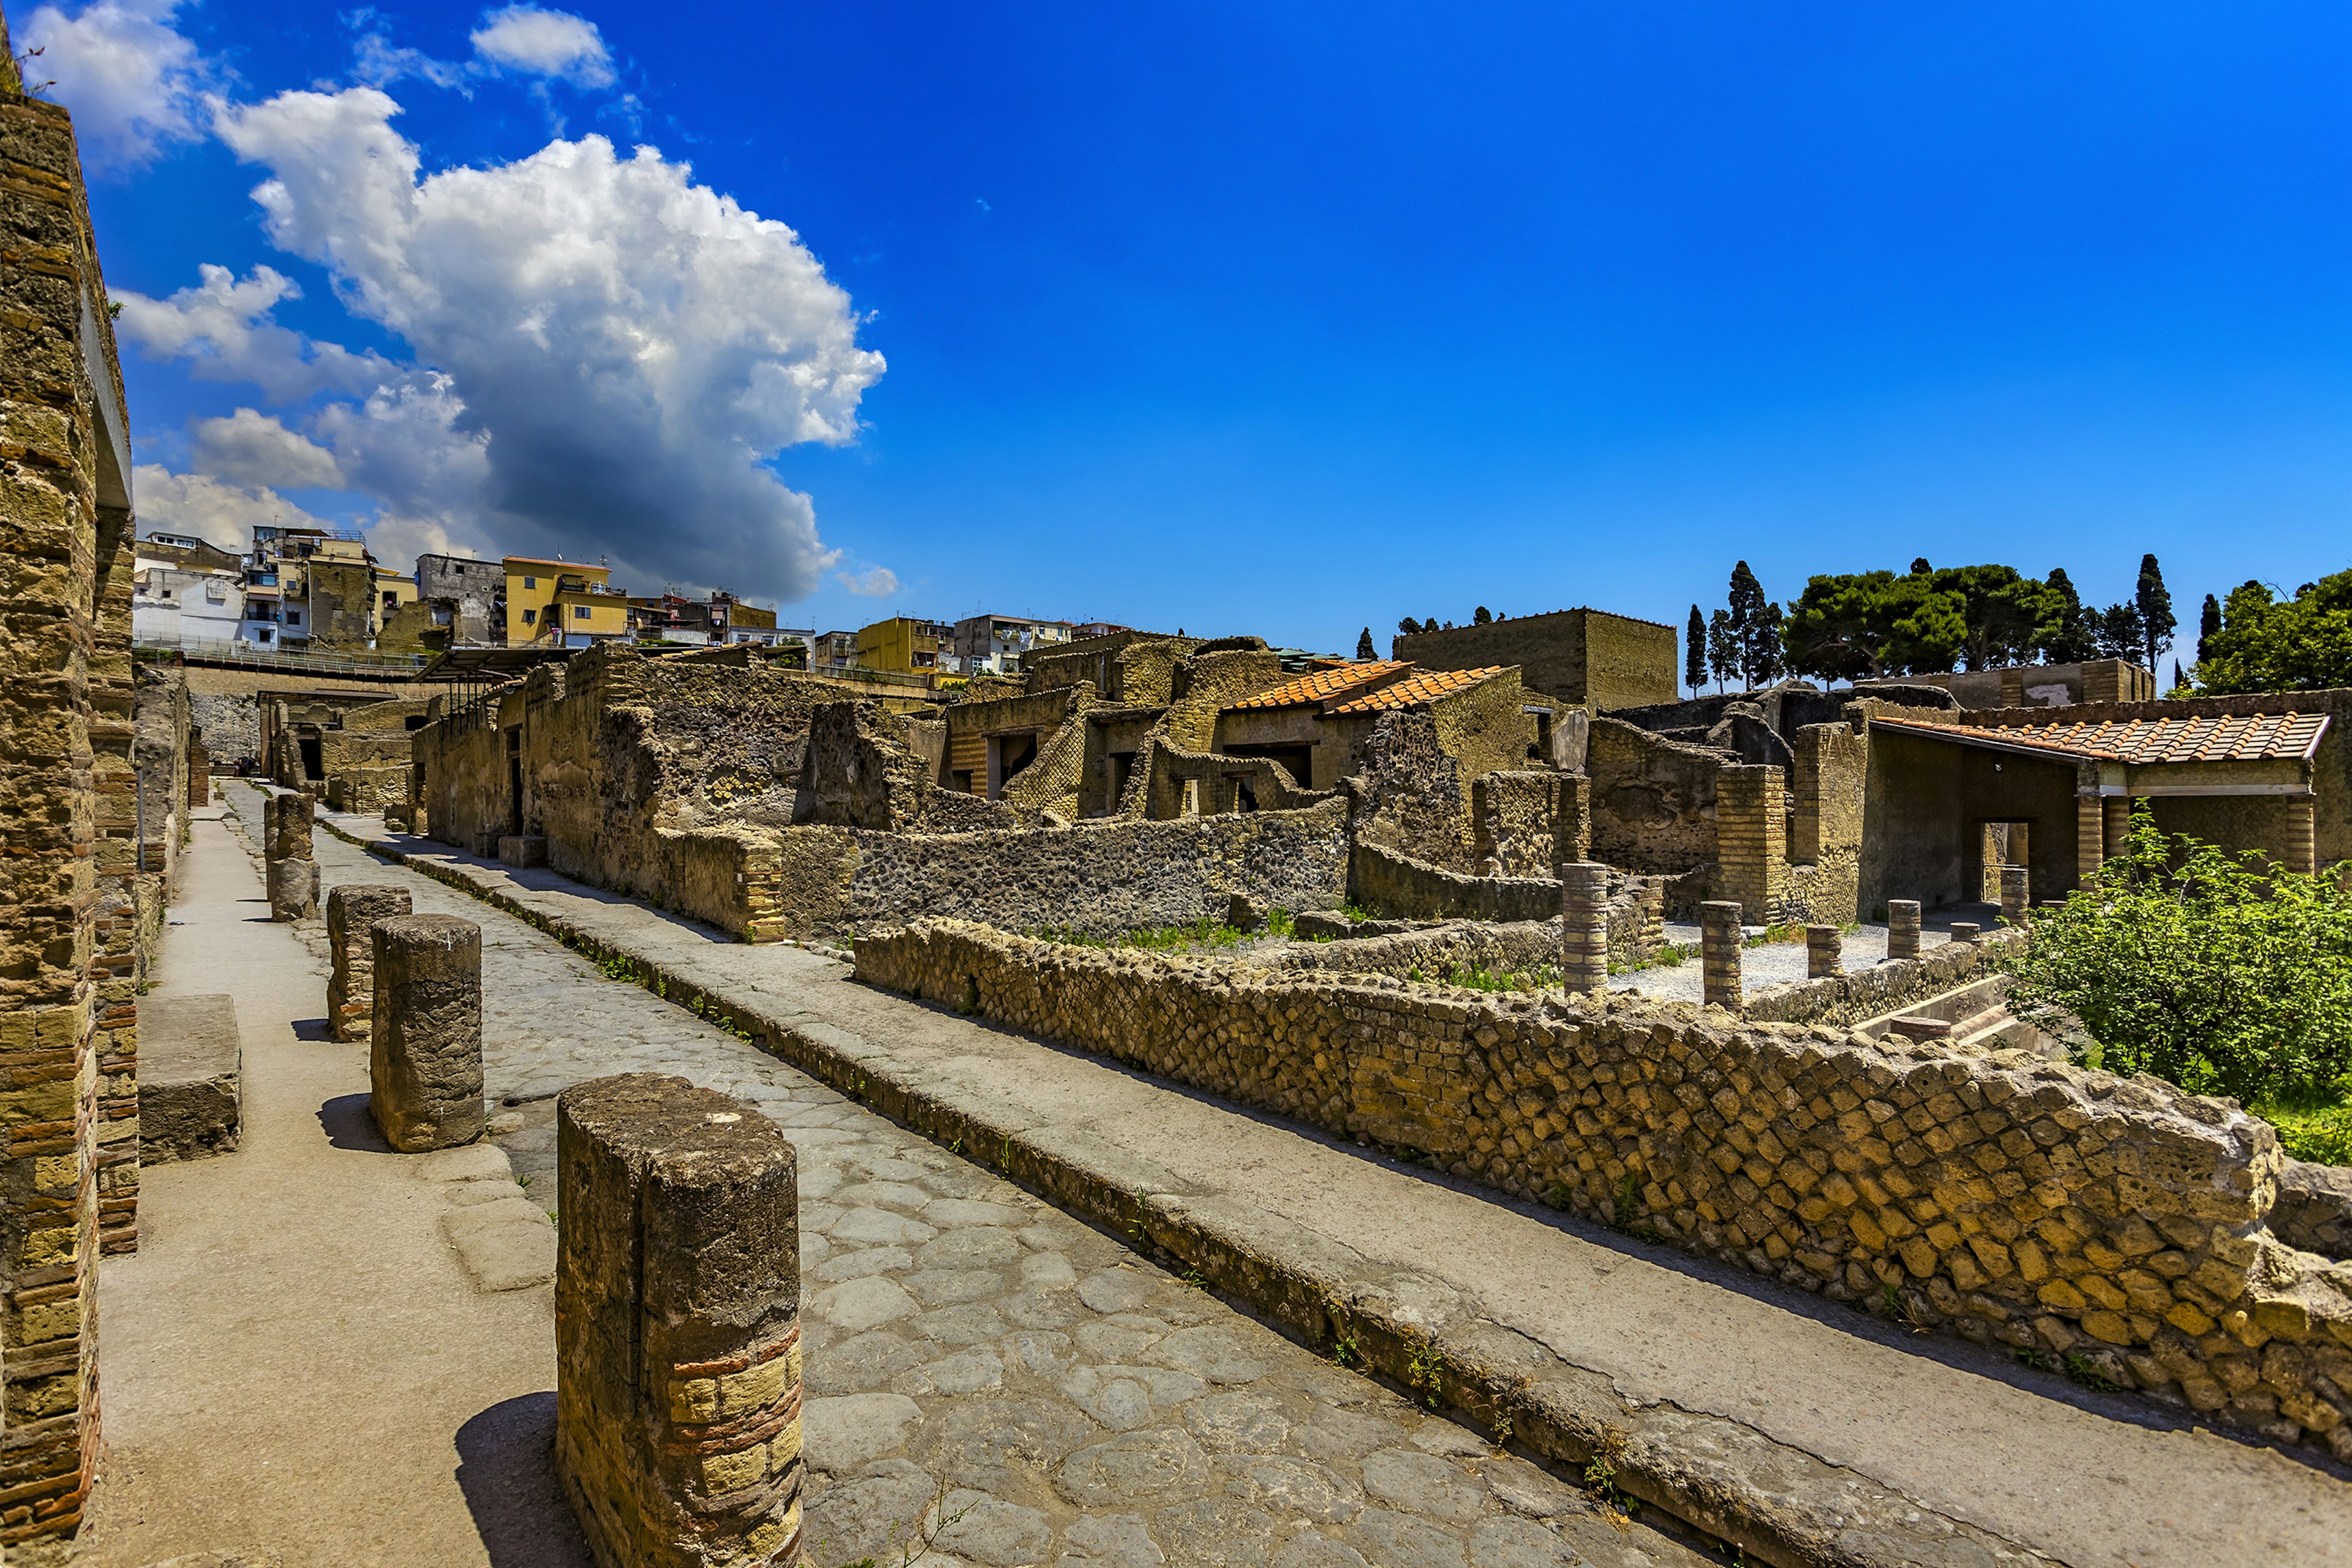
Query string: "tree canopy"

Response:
xmin=1781 ymin=564 xmax=2055 ymax=680
xmin=2196 ymin=571 xmax=2352 ymax=694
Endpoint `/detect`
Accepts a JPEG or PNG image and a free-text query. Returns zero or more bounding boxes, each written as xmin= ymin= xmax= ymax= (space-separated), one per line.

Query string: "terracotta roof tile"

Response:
xmin=1327 ymin=665 xmax=1506 ymax=714
xmin=1872 ymin=710 xmax=2331 ymax=765
xmin=1227 ymin=661 xmax=1411 ymax=710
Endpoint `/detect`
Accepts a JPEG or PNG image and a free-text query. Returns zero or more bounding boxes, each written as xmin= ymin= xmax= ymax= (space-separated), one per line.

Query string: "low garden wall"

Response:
xmin=856 ymin=918 xmax=2352 ymax=1460
xmin=1745 ymin=930 xmax=2026 ymax=1027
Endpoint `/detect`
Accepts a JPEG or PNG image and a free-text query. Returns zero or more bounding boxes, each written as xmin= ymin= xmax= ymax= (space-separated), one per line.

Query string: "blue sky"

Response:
xmin=26 ymin=1 xmax=2352 ymax=658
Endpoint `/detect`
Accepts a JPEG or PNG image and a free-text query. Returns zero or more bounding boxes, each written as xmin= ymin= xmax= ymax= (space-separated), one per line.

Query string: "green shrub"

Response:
xmin=2266 ymin=1100 xmax=2352 ymax=1166
xmin=1999 ymin=808 xmax=2352 ymax=1106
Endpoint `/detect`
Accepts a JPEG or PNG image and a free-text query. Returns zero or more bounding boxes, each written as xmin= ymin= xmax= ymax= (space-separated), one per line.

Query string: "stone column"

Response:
xmin=369 ymin=914 xmax=485 ymax=1152
xmin=1949 ymin=922 xmax=1981 ymax=944
xmin=2000 ymin=865 xmax=2030 ymax=925
xmin=1804 ymin=923 xmax=1841 ymax=979
xmin=2075 ymin=794 xmax=2105 ymax=889
xmin=2102 ymin=796 xmax=2133 ymax=862
xmin=2286 ymin=795 xmax=2317 ymax=876
xmin=1700 ymin=900 xmax=1743 ymax=1013
xmin=1714 ymin=765 xmax=1788 ymax=924
xmin=263 ymin=791 xmax=318 ymax=921
xmin=557 ymin=1072 xmax=805 ymax=1568
xmin=328 ymin=885 xmax=413 ymax=1044
xmin=1885 ymin=899 xmax=1921 ymax=960
xmin=1558 ymin=862 xmax=1609 ymax=996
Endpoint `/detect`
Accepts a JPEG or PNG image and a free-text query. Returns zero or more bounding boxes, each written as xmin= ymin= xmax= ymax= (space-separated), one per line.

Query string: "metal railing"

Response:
xmin=134 ymin=636 xmax=430 ymax=677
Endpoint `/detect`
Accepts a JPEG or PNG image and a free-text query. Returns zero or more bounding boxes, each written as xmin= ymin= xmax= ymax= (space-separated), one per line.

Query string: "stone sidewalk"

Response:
xmin=318 ymin=801 xmax=2352 ymax=1568
xmin=241 ymin=786 xmax=1716 ymax=1568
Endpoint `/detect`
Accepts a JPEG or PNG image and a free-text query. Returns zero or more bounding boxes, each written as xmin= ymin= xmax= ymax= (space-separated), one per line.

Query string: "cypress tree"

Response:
xmin=2197 ymin=593 xmax=2221 ymax=662
xmin=1356 ymin=627 xmax=1377 ymax=660
xmin=1685 ymin=605 xmax=1706 ymax=696
xmin=2135 ymin=554 xmax=2175 ymax=669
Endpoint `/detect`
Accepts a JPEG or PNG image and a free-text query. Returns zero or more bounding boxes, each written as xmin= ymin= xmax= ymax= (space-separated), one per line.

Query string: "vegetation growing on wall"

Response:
xmin=2000 ymin=810 xmax=2352 ymax=1134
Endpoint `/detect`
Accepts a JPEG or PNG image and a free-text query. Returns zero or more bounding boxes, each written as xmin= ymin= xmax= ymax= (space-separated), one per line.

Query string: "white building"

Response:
xmin=132 ymin=537 xmax=246 ymax=652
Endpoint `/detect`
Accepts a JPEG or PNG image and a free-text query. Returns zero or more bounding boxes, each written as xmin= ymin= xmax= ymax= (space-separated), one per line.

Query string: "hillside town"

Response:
xmin=6 ymin=6 xmax=2352 ymax=1568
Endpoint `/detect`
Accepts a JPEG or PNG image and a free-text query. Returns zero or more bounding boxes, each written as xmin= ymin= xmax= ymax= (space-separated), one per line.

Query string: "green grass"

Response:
xmin=1034 ymin=918 xmax=1253 ymax=952
xmin=2257 ymin=1093 xmax=2352 ymax=1166
xmin=1405 ymin=959 xmax=1566 ymax=993
xmin=1609 ymin=941 xmax=1691 ymax=975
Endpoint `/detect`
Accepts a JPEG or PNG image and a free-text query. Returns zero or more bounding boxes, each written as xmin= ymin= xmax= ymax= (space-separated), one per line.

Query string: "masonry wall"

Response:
xmin=0 ymin=77 xmax=133 ymax=1556
xmin=1587 ymin=717 xmax=1721 ymax=873
xmin=858 ymin=920 xmax=2352 ymax=1459
xmin=1392 ymin=608 xmax=1677 ymax=710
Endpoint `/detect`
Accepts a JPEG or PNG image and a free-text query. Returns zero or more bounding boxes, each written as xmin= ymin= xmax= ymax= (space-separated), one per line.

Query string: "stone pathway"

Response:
xmin=315 ymin=797 xmax=2352 ymax=1568
xmin=265 ymin=787 xmax=1713 ymax=1567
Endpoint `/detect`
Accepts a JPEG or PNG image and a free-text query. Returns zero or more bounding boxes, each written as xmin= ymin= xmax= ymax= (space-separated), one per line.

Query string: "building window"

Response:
xmin=522 ymin=608 xmax=537 ymax=624
xmin=287 ymin=610 xmax=301 ymax=625
xmin=574 ymin=605 xmax=590 ymax=619
xmin=523 ymin=575 xmax=537 ymax=589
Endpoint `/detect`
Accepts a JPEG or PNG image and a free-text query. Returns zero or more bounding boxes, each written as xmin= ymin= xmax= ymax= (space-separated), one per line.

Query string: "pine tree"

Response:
xmin=1726 ymin=562 xmax=1771 ymax=690
xmin=1396 ymin=616 xmax=1420 ymax=636
xmin=1910 ymin=557 xmax=1932 ymax=575
xmin=2197 ymin=593 xmax=2221 ymax=662
xmin=1356 ymin=627 xmax=1377 ymax=660
xmin=2136 ymin=554 xmax=2175 ymax=670
xmin=1706 ymin=608 xmax=1737 ymax=693
xmin=1473 ymin=606 xmax=1493 ymax=625
xmin=1684 ymin=605 xmax=1706 ymax=696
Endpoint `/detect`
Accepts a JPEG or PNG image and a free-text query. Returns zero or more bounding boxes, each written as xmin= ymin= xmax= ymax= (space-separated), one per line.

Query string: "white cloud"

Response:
xmin=469 ymin=6 xmax=614 ymax=88
xmin=190 ymin=407 xmax=344 ymax=491
xmin=838 ymin=567 xmax=900 ymax=598
xmin=207 ymin=86 xmax=884 ymax=600
xmin=20 ymin=0 xmax=211 ymax=171
xmin=113 ymin=263 xmax=399 ymax=401
xmin=130 ymin=463 xmax=330 ymax=549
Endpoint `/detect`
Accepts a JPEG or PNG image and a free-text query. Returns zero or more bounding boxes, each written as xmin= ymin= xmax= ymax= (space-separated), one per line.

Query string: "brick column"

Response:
xmin=327 ymin=886 xmax=413 ymax=1044
xmin=2285 ymin=795 xmax=2316 ymax=876
xmin=1805 ymin=924 xmax=1841 ymax=979
xmin=1558 ymin=862 xmax=1609 ymax=997
xmin=1700 ymin=901 xmax=1743 ymax=1013
xmin=2076 ymin=795 xmax=2104 ymax=889
xmin=369 ymin=915 xmax=485 ymax=1152
xmin=2102 ymin=796 xmax=2133 ymax=861
xmin=1714 ymin=765 xmax=1787 ymax=924
xmin=1560 ymin=774 xmax=1593 ymax=864
xmin=557 ymin=1072 xmax=805 ymax=1568
xmin=1885 ymin=899 xmax=1921 ymax=960
xmin=2000 ymin=865 xmax=2030 ymax=925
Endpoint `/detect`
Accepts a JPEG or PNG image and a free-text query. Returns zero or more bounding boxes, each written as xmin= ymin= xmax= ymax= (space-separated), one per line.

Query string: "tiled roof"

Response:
xmin=1872 ymin=711 xmax=2330 ymax=766
xmin=1327 ymin=666 xmax=1506 ymax=714
xmin=1227 ymin=661 xmax=1411 ymax=710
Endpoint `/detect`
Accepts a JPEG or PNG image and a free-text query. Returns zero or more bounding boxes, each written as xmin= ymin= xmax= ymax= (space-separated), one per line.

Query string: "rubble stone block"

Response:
xmin=499 ymin=834 xmax=549 ymax=868
xmin=370 ymin=914 xmax=486 ymax=1152
xmin=1558 ymin=862 xmax=1609 ymax=996
xmin=267 ymin=791 xmax=314 ymax=861
xmin=1950 ymin=922 xmax=1981 ymax=944
xmin=1226 ymin=892 xmax=1265 ymax=933
xmin=472 ymin=829 xmax=505 ymax=858
xmin=1700 ymin=900 xmax=1743 ymax=1013
xmin=1805 ymin=922 xmax=1841 ymax=979
xmin=327 ymin=884 xmax=415 ymax=1044
xmin=1887 ymin=899 xmax=1921 ymax=960
xmin=1293 ymin=910 xmax=1353 ymax=940
xmin=139 ymin=994 xmax=240 ymax=1163
xmin=266 ymin=857 xmax=319 ymax=922
xmin=557 ymin=1072 xmax=804 ymax=1568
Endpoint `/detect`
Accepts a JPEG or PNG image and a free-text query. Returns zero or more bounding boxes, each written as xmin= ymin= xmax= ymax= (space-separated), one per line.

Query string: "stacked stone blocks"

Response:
xmin=1700 ymin=900 xmax=1742 ymax=1012
xmin=858 ymin=919 xmax=2352 ymax=1458
xmin=556 ymin=1073 xmax=805 ymax=1568
xmin=326 ymin=885 xmax=413 ymax=1044
xmin=263 ymin=792 xmax=318 ymax=921
xmin=368 ymin=914 xmax=484 ymax=1153
xmin=1714 ymin=764 xmax=1789 ymax=924
xmin=1886 ymin=899 xmax=1921 ymax=960
xmin=1557 ymin=862 xmax=1609 ymax=996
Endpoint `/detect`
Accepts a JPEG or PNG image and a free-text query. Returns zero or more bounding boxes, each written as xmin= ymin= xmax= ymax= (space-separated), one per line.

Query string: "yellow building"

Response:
xmin=856 ymin=616 xmax=953 ymax=674
xmin=505 ymin=556 xmax=630 ymax=647
xmin=373 ymin=565 xmax=417 ymax=620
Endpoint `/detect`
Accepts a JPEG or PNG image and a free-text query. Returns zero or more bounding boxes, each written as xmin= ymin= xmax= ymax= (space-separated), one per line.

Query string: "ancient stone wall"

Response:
xmin=1393 ymin=608 xmax=1677 ymax=710
xmin=1743 ymin=930 xmax=2025 ymax=1027
xmin=1588 ymin=716 xmax=1722 ymax=874
xmin=186 ymin=690 xmax=257 ymax=769
xmin=1471 ymin=769 xmax=1569 ymax=876
xmin=0 ymin=74 xmax=135 ymax=1554
xmin=1344 ymin=710 xmax=1477 ymax=869
xmin=1352 ymin=841 xmax=1560 ymax=923
xmin=858 ymin=920 xmax=2352 ymax=1459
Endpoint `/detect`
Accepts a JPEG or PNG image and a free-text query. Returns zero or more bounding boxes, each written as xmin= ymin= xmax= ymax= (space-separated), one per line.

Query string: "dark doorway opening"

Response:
xmin=298 ymin=737 xmax=323 ymax=780
xmin=505 ymin=728 xmax=524 ymax=836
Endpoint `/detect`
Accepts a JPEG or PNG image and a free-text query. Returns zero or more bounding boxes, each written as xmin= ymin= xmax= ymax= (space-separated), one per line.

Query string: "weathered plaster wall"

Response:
xmin=1588 ymin=717 xmax=1721 ymax=873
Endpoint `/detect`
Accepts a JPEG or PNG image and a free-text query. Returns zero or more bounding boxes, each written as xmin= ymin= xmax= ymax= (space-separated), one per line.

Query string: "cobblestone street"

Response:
xmin=249 ymin=788 xmax=1713 ymax=1567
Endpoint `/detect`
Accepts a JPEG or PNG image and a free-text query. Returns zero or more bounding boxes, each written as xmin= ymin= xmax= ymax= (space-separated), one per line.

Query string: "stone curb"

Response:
xmin=321 ymin=815 xmax=2057 ymax=1568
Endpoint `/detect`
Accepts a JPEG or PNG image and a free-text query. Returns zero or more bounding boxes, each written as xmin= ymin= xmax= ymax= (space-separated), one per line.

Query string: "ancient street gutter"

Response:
xmin=318 ymin=808 xmax=2059 ymax=1568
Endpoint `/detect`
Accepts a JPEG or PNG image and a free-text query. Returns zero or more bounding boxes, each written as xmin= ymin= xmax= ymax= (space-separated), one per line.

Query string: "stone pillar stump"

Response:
xmin=557 ymin=1072 xmax=804 ymax=1568
xmin=1886 ymin=900 xmax=1921 ymax=960
xmin=1700 ymin=900 xmax=1743 ymax=1013
xmin=369 ymin=914 xmax=484 ymax=1152
xmin=266 ymin=856 xmax=318 ymax=921
xmin=1999 ymin=865 xmax=2030 ymax=925
xmin=1949 ymin=921 xmax=1981 ymax=944
xmin=1558 ymin=862 xmax=1609 ymax=996
xmin=1804 ymin=923 xmax=1841 ymax=979
xmin=268 ymin=791 xmax=314 ymax=861
xmin=328 ymin=884 xmax=414 ymax=1044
